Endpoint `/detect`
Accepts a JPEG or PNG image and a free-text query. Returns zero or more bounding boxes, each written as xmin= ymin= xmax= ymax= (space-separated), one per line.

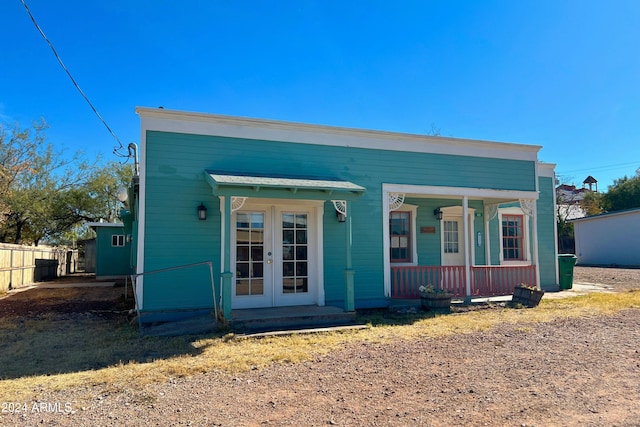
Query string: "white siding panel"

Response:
xmin=574 ymin=211 xmax=640 ymax=266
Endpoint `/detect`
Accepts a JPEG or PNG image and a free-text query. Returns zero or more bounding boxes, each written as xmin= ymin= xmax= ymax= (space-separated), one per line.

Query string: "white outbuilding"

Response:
xmin=571 ymin=208 xmax=640 ymax=266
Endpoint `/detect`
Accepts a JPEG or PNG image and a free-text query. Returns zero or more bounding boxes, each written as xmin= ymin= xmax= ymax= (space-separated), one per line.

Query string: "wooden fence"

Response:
xmin=0 ymin=243 xmax=78 ymax=292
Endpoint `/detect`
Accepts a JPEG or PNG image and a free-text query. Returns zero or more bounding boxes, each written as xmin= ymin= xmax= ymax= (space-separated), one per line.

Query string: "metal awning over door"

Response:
xmin=205 ymin=171 xmax=366 ymax=200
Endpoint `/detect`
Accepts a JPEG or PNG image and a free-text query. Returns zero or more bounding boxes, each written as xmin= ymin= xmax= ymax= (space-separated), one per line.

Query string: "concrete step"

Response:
xmin=139 ymin=312 xmax=219 ymax=337
xmin=230 ymin=305 xmax=357 ymax=333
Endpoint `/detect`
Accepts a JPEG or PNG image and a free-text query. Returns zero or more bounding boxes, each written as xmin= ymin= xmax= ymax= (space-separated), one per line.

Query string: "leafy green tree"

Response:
xmin=1 ymin=121 xmax=133 ymax=245
xmin=580 ymin=191 xmax=605 ymax=216
xmin=579 ymin=169 xmax=640 ymax=216
xmin=603 ymin=171 xmax=640 ymax=212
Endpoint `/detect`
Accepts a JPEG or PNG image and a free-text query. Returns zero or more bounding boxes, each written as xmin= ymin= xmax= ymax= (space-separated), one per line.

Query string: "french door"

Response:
xmin=231 ymin=202 xmax=319 ymax=309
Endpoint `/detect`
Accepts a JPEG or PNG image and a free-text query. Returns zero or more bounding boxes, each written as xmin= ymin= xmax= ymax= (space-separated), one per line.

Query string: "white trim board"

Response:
xmin=137 ymin=107 xmax=540 ymax=162
xmin=383 ymin=184 xmax=539 ymax=201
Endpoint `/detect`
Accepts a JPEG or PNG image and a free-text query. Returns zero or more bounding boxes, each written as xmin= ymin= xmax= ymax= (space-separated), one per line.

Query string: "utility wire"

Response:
xmin=19 ymin=0 xmax=128 ymax=157
xmin=558 ymin=160 xmax=640 ymax=175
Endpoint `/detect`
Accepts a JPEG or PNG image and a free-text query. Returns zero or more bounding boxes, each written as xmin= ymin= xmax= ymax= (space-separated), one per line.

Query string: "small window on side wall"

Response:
xmin=111 ymin=235 xmax=125 ymax=247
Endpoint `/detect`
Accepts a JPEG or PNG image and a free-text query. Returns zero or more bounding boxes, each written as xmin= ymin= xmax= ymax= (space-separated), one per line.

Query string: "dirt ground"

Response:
xmin=1 ymin=266 xmax=640 ymax=426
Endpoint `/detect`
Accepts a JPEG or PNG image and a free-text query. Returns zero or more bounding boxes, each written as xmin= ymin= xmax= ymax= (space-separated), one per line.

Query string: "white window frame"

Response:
xmin=111 ymin=235 xmax=125 ymax=247
xmin=498 ymin=207 xmax=531 ymax=265
xmin=389 ymin=204 xmax=418 ymax=266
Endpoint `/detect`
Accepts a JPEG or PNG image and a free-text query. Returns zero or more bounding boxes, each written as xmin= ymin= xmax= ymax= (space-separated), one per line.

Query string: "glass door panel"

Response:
xmin=235 ymin=212 xmax=265 ymax=296
xmin=281 ymin=213 xmax=308 ymax=294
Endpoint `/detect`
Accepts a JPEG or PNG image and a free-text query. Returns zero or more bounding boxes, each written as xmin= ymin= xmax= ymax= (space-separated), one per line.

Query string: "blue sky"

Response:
xmin=2 ymin=1 xmax=639 ymax=190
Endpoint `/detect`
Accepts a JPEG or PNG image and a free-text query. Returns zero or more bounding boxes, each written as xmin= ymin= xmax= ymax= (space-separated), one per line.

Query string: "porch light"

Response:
xmin=434 ymin=208 xmax=443 ymax=221
xmin=197 ymin=202 xmax=207 ymax=220
xmin=336 ymin=210 xmax=346 ymax=223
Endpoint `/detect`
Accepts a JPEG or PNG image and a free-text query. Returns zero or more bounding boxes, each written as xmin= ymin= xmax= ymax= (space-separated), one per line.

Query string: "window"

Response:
xmin=443 ymin=220 xmax=459 ymax=253
xmin=502 ymin=214 xmax=524 ymax=260
xmin=111 ymin=235 xmax=125 ymax=247
xmin=390 ymin=211 xmax=411 ymax=262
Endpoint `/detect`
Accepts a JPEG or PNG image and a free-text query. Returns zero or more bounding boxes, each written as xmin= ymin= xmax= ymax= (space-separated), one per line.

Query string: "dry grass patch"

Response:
xmin=1 ymin=290 xmax=639 ymax=403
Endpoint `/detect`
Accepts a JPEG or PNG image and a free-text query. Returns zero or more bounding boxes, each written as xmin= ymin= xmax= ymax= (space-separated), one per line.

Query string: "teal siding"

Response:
xmin=537 ymin=176 xmax=558 ymax=289
xmin=95 ymin=226 xmax=133 ymax=277
xmin=142 ymin=131 xmax=539 ymax=311
xmin=486 ymin=179 xmax=558 ymax=288
xmin=406 ymin=198 xmax=486 ymax=266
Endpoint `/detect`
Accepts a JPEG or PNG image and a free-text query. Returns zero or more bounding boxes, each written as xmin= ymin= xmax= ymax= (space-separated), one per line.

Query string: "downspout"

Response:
xmin=221 ymin=196 xmax=233 ymax=319
xmin=344 ymin=201 xmax=355 ymax=312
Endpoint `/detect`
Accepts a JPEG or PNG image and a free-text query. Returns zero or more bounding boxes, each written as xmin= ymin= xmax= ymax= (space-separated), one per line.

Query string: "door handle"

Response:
xmin=267 ymin=259 xmax=273 ymax=264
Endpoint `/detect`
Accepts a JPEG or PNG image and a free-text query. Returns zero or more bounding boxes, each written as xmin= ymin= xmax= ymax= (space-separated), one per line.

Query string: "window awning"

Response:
xmin=204 ymin=171 xmax=366 ymax=200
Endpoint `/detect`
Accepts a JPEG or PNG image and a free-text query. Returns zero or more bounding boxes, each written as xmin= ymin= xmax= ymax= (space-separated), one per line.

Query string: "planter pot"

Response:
xmin=512 ymin=285 xmax=545 ymax=308
xmin=420 ymin=293 xmax=452 ymax=312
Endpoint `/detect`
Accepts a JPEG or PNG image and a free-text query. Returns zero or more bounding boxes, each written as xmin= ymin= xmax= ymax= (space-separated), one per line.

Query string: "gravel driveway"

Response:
xmin=2 ymin=266 xmax=639 ymax=426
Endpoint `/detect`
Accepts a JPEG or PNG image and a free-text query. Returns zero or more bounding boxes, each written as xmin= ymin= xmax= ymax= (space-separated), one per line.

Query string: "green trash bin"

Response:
xmin=558 ymin=254 xmax=577 ymax=290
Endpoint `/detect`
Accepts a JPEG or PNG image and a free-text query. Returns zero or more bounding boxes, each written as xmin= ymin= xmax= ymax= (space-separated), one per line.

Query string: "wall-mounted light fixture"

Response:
xmin=433 ymin=208 xmax=443 ymax=221
xmin=116 ymin=186 xmax=129 ymax=203
xmin=336 ymin=210 xmax=346 ymax=223
xmin=198 ymin=202 xmax=207 ymax=221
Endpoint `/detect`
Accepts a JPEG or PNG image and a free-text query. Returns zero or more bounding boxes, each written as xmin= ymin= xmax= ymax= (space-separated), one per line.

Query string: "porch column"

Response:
xmin=531 ymin=203 xmax=541 ymax=289
xmin=344 ymin=200 xmax=355 ymax=312
xmin=463 ymin=196 xmax=472 ymax=302
xmin=221 ymin=195 xmax=233 ymax=319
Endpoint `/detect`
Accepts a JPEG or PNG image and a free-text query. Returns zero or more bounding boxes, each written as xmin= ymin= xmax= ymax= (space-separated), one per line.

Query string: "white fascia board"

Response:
xmin=538 ymin=162 xmax=556 ymax=178
xmin=135 ymin=114 xmax=148 ymax=310
xmin=383 ymin=183 xmax=539 ymax=201
xmin=136 ymin=107 xmax=541 ymax=162
xmin=569 ymin=208 xmax=640 ymax=223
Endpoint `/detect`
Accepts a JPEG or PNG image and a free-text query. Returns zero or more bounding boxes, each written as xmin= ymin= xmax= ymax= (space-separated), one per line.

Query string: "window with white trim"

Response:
xmin=498 ymin=206 xmax=530 ymax=264
xmin=111 ymin=235 xmax=125 ymax=247
xmin=502 ymin=214 xmax=524 ymax=260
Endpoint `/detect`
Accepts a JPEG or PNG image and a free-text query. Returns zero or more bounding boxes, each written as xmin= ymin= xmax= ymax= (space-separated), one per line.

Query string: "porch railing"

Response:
xmin=391 ymin=265 xmax=467 ymax=298
xmin=391 ymin=265 xmax=536 ymax=299
xmin=470 ymin=265 xmax=536 ymax=297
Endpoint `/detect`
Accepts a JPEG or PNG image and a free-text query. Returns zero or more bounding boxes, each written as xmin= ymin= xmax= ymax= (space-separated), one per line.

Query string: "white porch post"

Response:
xmin=463 ymin=196 xmax=472 ymax=301
xmin=382 ymin=190 xmax=391 ymax=297
xmin=532 ymin=202 xmax=541 ymax=289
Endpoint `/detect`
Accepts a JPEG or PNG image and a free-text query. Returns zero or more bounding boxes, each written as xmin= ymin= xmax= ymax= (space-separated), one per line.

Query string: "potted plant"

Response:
xmin=512 ymin=283 xmax=545 ymax=307
xmin=419 ymin=284 xmax=452 ymax=312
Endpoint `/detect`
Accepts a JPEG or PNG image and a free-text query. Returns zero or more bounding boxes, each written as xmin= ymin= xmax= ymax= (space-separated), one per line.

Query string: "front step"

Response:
xmin=230 ymin=305 xmax=357 ymax=333
xmin=140 ymin=313 xmax=219 ymax=337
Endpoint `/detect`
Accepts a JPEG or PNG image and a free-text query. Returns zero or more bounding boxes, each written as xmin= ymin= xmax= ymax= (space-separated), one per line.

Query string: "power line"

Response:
xmin=19 ymin=0 xmax=127 ymax=157
xmin=557 ymin=160 xmax=640 ymax=175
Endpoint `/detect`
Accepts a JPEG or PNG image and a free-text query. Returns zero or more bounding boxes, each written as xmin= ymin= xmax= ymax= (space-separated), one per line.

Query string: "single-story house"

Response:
xmin=571 ymin=208 xmax=640 ymax=266
xmin=86 ymin=222 xmax=134 ymax=279
xmin=126 ymin=107 xmax=558 ymax=322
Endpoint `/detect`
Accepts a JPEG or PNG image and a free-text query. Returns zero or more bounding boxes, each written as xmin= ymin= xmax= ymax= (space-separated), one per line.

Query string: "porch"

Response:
xmin=391 ymin=265 xmax=536 ymax=299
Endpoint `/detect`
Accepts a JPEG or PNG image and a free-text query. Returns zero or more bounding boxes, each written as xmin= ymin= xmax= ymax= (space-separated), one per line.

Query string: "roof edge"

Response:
xmin=136 ymin=107 xmax=542 ymax=155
